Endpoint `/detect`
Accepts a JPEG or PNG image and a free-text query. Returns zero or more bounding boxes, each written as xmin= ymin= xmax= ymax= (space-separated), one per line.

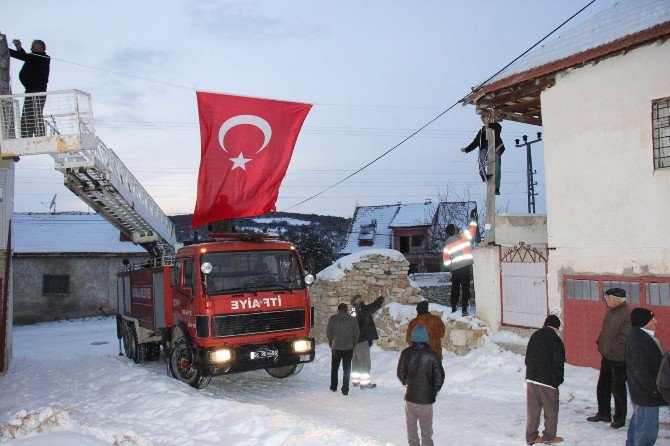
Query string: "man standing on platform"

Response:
xmin=9 ymin=38 xmax=50 ymax=137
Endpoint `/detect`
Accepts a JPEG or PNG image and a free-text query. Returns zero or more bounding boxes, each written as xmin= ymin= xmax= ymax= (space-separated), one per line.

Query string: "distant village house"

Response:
xmin=340 ymin=200 xmax=477 ymax=273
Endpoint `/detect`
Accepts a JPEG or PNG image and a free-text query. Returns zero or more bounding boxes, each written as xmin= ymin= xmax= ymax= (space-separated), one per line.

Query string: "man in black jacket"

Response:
xmin=625 ymin=308 xmax=667 ymax=446
xmin=658 ymin=350 xmax=670 ymax=404
xmin=525 ymin=315 xmax=565 ymax=445
xmin=9 ymin=38 xmax=50 ymax=137
xmin=397 ymin=324 xmax=445 ymax=446
xmin=326 ymin=303 xmax=360 ymax=396
xmin=350 ymin=290 xmax=386 ymax=389
xmin=460 ymin=122 xmax=505 ymax=195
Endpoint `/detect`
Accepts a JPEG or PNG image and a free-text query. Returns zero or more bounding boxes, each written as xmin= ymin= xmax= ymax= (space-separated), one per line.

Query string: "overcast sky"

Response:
xmin=3 ymin=0 xmax=612 ymax=218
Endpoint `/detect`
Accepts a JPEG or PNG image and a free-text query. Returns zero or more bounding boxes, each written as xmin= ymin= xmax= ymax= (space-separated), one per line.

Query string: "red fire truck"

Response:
xmin=116 ymin=233 xmax=315 ymax=389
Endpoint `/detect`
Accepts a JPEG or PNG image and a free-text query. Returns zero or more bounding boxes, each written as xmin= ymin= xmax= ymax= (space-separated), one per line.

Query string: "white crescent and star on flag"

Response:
xmin=218 ymin=115 xmax=272 ymax=171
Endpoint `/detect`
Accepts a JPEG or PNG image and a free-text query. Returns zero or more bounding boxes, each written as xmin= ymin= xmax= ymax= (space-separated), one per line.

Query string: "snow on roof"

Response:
xmin=339 ymin=205 xmax=399 ymax=254
xmin=481 ymin=0 xmax=670 ymax=88
xmin=340 ymin=201 xmax=477 ymax=255
xmin=389 ymin=202 xmax=435 ymax=228
xmin=13 ymin=213 xmax=148 ymax=254
xmin=317 ymin=249 xmax=406 ymax=281
xmin=252 ymin=217 xmax=311 ymax=226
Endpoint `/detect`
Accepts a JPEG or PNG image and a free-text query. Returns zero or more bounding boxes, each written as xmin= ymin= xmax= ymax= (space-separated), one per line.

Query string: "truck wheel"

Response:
xmin=169 ymin=337 xmax=210 ymax=389
xmin=122 ymin=324 xmax=136 ymax=360
xmin=127 ymin=325 xmax=148 ymax=364
xmin=265 ymin=364 xmax=302 ymax=378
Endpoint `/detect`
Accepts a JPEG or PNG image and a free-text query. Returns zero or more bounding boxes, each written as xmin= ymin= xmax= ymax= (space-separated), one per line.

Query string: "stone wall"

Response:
xmin=312 ymin=250 xmax=488 ymax=355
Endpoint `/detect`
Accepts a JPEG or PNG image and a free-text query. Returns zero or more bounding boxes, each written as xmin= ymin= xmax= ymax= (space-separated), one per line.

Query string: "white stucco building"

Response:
xmin=463 ymin=0 xmax=670 ymax=366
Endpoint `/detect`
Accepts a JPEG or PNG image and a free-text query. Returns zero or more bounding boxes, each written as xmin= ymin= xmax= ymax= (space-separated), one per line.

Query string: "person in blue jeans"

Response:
xmin=460 ymin=122 xmax=505 ymax=195
xmin=625 ymin=308 xmax=667 ymax=445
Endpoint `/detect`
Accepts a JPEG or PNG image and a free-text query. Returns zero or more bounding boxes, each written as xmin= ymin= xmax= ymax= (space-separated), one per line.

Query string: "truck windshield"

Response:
xmin=202 ymin=250 xmax=305 ymax=295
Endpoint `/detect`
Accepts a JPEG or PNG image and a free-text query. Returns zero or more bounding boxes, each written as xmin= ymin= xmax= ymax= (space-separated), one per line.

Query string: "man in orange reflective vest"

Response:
xmin=443 ymin=211 xmax=477 ymax=316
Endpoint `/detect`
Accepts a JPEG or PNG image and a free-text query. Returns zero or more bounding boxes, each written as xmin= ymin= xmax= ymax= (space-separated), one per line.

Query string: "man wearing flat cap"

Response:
xmin=587 ymin=287 xmax=632 ymax=429
xmin=350 ymin=290 xmax=387 ymax=389
xmin=626 ymin=308 xmax=667 ymax=445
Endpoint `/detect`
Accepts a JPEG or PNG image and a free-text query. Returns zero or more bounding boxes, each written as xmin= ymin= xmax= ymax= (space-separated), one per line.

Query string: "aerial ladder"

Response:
xmin=0 ymin=89 xmax=177 ymax=256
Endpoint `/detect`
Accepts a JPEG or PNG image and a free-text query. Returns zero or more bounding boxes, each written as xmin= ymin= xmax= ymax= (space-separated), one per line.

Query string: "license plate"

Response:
xmin=250 ymin=349 xmax=278 ymax=359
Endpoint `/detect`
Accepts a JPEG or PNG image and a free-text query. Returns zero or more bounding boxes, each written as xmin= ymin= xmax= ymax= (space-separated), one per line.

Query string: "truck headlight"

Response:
xmin=211 ymin=348 xmax=232 ymax=363
xmin=293 ymin=339 xmax=311 ymax=353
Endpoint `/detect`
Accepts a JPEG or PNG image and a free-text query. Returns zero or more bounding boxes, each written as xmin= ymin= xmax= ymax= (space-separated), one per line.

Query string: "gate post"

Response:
xmin=0 ymin=32 xmax=14 ymax=375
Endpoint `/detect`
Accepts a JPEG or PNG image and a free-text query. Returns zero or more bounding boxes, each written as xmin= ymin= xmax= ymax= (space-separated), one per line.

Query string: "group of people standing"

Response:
xmin=326 ymin=290 xmax=387 ymax=395
xmin=328 ymin=296 xmax=447 ymax=446
xmin=525 ymin=287 xmax=670 ymax=445
xmin=329 ymin=287 xmax=670 ymax=446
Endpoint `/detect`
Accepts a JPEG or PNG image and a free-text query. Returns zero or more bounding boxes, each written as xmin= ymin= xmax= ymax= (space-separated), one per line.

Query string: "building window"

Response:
xmin=411 ymin=235 xmax=424 ymax=247
xmin=399 ymin=236 xmax=410 ymax=253
xmin=42 ymin=275 xmax=69 ymax=297
xmin=652 ymin=97 xmax=670 ymax=169
xmin=565 ymin=275 xmax=670 ymax=306
xmin=645 ymin=282 xmax=670 ymax=307
xmin=358 ymin=239 xmax=373 ymax=247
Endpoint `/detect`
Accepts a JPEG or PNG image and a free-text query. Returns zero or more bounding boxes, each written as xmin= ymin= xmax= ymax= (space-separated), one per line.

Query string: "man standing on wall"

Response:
xmin=9 ymin=38 xmax=50 ymax=137
xmin=443 ymin=209 xmax=478 ymax=316
xmin=327 ymin=303 xmax=359 ymax=396
xmin=351 ymin=290 xmax=386 ymax=389
xmin=626 ymin=308 xmax=667 ymax=445
xmin=525 ymin=315 xmax=565 ymax=445
xmin=586 ymin=287 xmax=633 ymax=429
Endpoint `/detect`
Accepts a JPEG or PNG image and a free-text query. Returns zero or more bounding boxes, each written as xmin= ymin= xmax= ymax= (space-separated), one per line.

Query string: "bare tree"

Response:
xmin=424 ymin=185 xmax=478 ymax=254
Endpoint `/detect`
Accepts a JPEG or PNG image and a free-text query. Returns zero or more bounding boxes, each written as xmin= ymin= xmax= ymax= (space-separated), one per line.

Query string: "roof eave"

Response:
xmin=462 ymin=21 xmax=670 ymax=106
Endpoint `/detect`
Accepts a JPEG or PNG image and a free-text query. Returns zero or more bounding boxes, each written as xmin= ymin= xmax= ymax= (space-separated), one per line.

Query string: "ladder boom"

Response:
xmin=0 ymin=89 xmax=177 ymax=255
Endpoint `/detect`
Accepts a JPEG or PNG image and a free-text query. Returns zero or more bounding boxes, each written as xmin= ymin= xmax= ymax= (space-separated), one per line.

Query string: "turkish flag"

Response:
xmin=191 ymin=92 xmax=312 ymax=228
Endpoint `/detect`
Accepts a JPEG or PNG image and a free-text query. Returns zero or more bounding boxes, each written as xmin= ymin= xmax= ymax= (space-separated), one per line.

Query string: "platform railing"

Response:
xmin=0 ymin=89 xmax=95 ymax=156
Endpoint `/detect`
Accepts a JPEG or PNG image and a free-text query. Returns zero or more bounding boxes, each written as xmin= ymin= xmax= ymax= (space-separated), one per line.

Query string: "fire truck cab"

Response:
xmin=116 ymin=233 xmax=315 ymax=388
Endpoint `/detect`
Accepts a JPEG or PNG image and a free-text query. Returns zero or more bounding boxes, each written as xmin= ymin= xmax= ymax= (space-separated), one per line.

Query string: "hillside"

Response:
xmin=169 ymin=212 xmax=351 ymax=272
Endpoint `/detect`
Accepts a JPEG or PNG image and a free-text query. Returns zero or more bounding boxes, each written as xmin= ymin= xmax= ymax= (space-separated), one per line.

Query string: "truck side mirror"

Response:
xmin=304 ymin=273 xmax=314 ymax=286
xmin=169 ymin=266 xmax=179 ymax=288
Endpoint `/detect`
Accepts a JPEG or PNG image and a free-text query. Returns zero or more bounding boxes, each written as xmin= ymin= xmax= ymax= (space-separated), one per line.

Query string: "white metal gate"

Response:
xmin=500 ymin=243 xmax=548 ymax=328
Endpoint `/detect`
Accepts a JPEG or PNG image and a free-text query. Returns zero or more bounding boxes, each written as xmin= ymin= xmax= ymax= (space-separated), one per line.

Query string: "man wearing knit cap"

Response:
xmin=525 ymin=315 xmax=565 ymax=445
xmin=406 ymin=301 xmax=446 ymax=358
xmin=350 ymin=290 xmax=387 ymax=389
xmin=397 ymin=325 xmax=445 ymax=446
xmin=625 ymin=308 xmax=667 ymax=445
xmin=587 ymin=287 xmax=632 ymax=429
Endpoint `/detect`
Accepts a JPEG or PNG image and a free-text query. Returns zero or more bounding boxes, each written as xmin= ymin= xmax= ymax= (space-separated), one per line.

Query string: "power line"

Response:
xmin=280 ymin=0 xmax=595 ymax=212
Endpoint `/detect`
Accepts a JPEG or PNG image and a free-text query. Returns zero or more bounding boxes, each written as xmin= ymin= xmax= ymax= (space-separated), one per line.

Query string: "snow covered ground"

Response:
xmin=1 ymin=318 xmax=668 ymax=445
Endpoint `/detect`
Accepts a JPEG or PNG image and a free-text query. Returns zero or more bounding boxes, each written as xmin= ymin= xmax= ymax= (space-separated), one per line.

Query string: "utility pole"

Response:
xmin=515 ymin=132 xmax=542 ymax=214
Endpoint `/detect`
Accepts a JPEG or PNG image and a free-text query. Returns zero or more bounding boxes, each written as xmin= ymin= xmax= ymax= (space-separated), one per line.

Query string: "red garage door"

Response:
xmin=564 ymin=275 xmax=670 ymax=368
